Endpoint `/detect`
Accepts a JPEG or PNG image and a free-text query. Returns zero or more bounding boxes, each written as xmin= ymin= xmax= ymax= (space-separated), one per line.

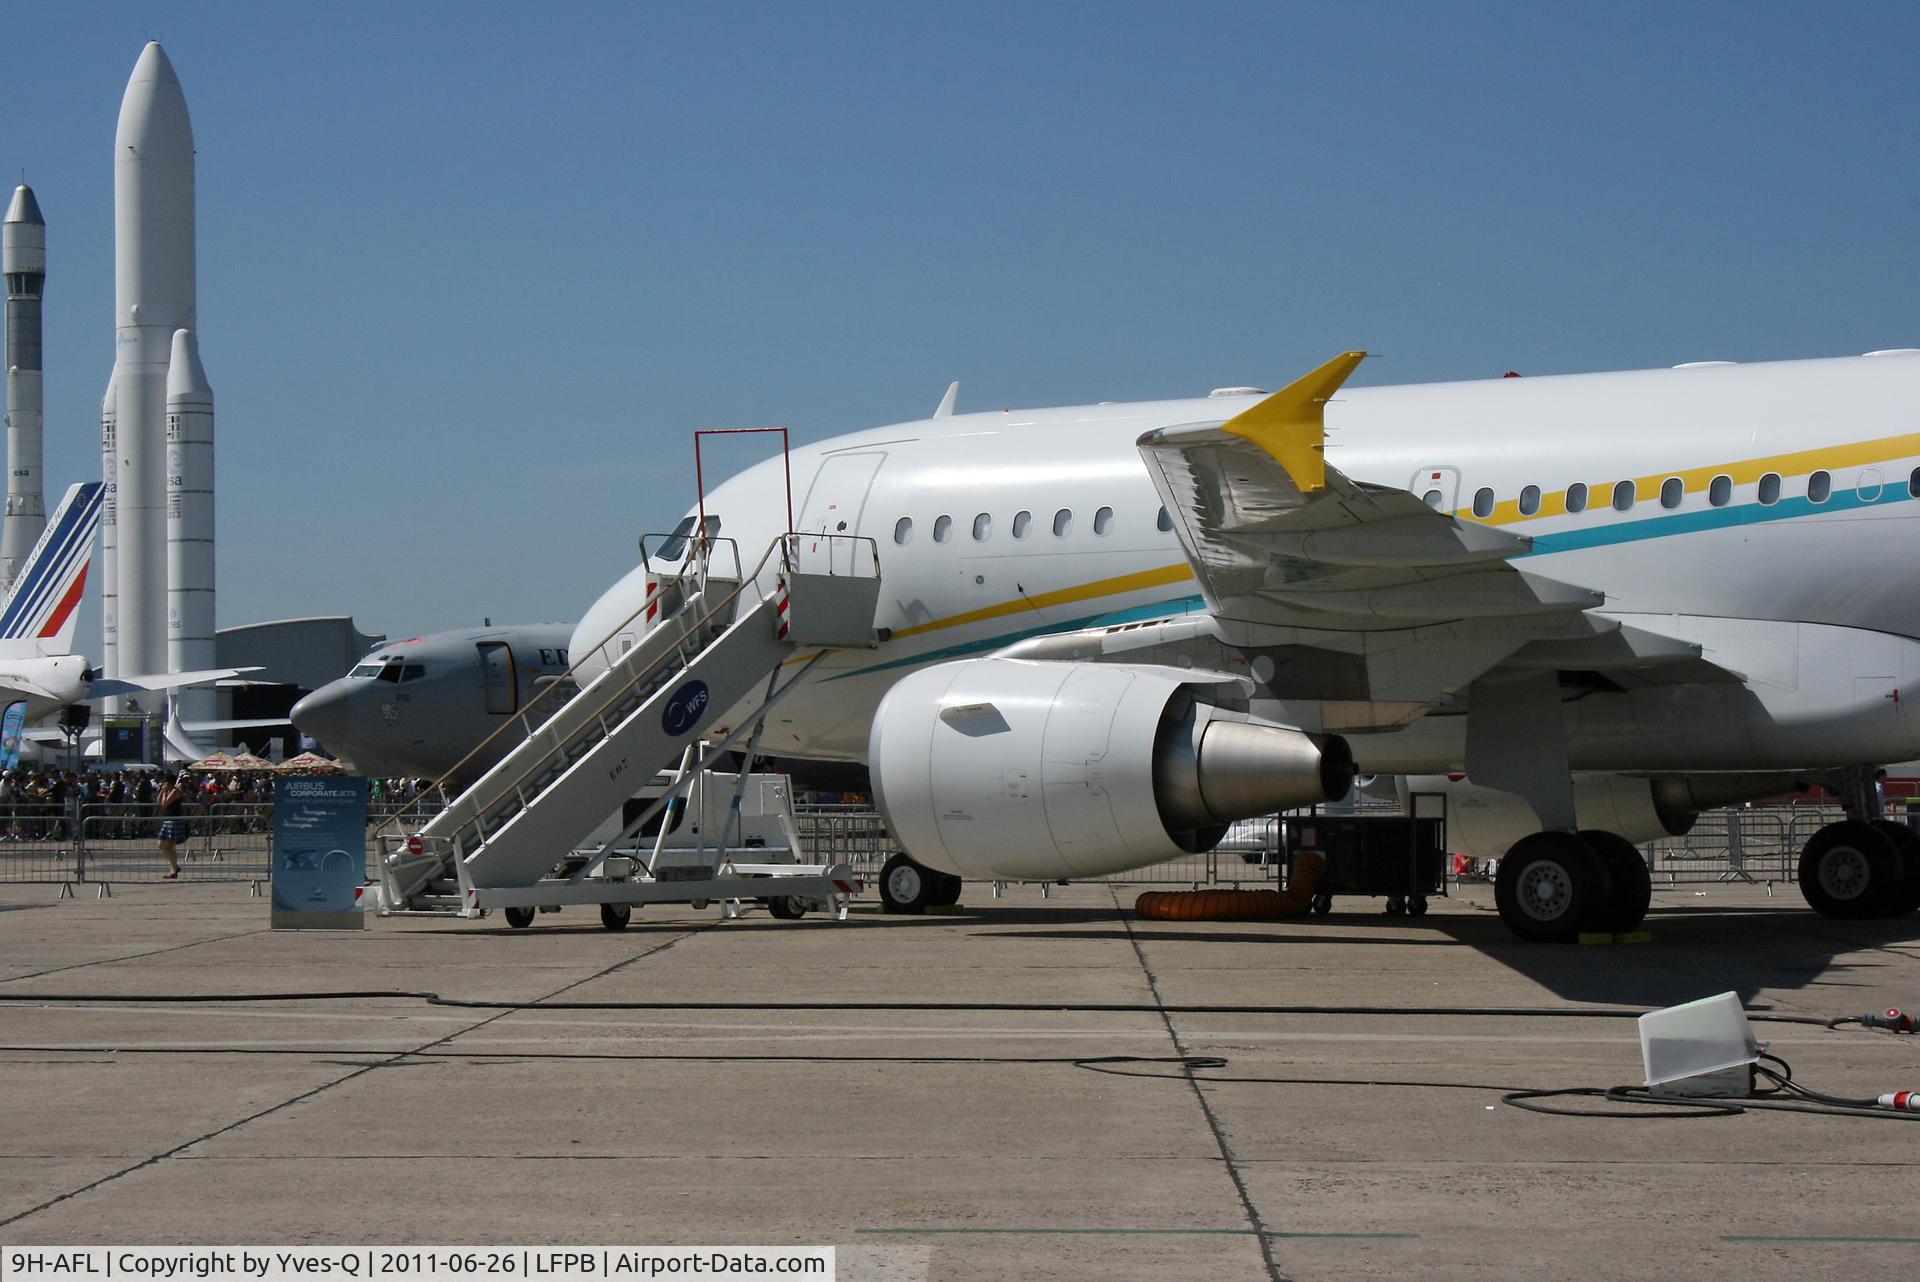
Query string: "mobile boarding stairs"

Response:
xmin=362 ymin=533 xmax=883 ymax=923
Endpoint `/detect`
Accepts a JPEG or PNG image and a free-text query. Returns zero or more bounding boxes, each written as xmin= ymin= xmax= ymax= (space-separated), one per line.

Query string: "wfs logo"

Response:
xmin=661 ymin=679 xmax=711 ymax=736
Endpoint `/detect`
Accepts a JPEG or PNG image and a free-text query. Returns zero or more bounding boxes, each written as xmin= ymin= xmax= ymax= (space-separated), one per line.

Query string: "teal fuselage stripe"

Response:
xmin=1520 ymin=482 xmax=1911 ymax=556
xmin=828 ymin=487 xmax=1913 ymax=683
xmin=825 ymin=594 xmax=1208 ymax=681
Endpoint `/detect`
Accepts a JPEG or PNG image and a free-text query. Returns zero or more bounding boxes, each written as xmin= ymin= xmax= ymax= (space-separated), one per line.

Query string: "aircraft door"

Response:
xmin=796 ymin=450 xmax=886 ymax=575
xmin=1410 ymin=465 xmax=1461 ymax=514
xmin=477 ymin=642 xmax=516 ymax=715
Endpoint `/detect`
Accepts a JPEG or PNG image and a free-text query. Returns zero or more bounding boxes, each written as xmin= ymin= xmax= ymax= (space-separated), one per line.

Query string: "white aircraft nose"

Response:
xmin=289 ymin=683 xmax=351 ymax=749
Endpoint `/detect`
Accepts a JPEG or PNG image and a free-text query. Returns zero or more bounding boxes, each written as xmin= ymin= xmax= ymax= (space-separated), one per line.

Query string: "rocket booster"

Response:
xmin=165 ymin=328 xmax=214 ymax=727
xmin=100 ymin=378 xmax=118 ymax=711
xmin=112 ymin=40 xmax=195 ymax=700
xmin=3 ymin=185 xmax=47 ymax=592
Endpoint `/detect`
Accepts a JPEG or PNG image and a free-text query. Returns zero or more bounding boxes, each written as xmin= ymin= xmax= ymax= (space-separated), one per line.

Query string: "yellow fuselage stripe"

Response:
xmin=1472 ymin=432 xmax=1920 ymax=524
xmin=888 ymin=562 xmax=1196 ymax=641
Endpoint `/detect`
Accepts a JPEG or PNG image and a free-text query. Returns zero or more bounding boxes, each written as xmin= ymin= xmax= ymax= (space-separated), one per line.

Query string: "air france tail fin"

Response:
xmin=0 ymin=482 xmax=104 ymax=660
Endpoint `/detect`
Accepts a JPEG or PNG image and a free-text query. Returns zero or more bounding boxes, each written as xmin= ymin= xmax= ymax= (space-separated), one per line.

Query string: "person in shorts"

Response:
xmin=156 ymin=773 xmax=188 ymax=879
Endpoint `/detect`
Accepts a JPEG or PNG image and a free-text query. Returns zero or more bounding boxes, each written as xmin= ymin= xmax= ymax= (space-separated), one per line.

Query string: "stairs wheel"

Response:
xmin=599 ymin=902 xmax=632 ymax=931
xmin=504 ymin=906 xmax=536 ymax=930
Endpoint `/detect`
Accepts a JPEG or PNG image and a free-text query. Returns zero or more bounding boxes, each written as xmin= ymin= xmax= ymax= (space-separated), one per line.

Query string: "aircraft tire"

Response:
xmin=599 ymin=902 xmax=632 ymax=931
xmin=1581 ymin=829 xmax=1653 ymax=932
xmin=1867 ymin=820 xmax=1920 ymax=917
xmin=1494 ymin=831 xmax=1614 ymax=942
xmin=1799 ymin=820 xmax=1902 ymax=920
xmin=504 ymin=906 xmax=536 ymax=930
xmin=879 ymin=854 xmax=934 ymax=915
xmin=929 ymin=871 xmax=963 ymax=907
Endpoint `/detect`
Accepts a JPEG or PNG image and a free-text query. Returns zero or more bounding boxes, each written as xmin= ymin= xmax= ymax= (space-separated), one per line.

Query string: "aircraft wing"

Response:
xmin=1030 ymin=351 xmax=1731 ymax=731
xmin=84 ymin=666 xmax=261 ymax=700
xmin=1136 ymin=352 xmax=1602 ymax=625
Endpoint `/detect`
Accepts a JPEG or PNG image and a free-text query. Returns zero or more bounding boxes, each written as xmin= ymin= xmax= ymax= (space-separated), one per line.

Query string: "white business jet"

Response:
xmin=571 ymin=349 xmax=1920 ymax=939
xmin=0 ymin=481 xmax=249 ymax=727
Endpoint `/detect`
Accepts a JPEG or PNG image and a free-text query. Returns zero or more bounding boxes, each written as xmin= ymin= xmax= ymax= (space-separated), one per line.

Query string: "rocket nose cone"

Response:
xmin=130 ymin=41 xmax=180 ymax=86
xmin=5 ymin=185 xmax=43 ymax=226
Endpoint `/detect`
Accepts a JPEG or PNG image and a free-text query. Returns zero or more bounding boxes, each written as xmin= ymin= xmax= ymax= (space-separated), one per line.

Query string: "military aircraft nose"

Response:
xmin=289 ymin=683 xmax=351 ymax=749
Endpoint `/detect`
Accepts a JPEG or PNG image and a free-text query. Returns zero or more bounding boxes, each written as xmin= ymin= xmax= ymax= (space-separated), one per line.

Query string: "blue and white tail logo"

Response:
xmin=0 ymin=481 xmax=104 ymax=657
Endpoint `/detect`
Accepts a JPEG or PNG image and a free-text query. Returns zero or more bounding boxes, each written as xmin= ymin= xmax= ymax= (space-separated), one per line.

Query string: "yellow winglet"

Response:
xmin=1220 ymin=350 xmax=1367 ymax=493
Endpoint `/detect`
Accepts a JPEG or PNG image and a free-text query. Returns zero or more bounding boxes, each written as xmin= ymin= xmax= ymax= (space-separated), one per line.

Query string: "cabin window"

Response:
xmin=1471 ymin=487 xmax=1494 ymax=519
xmin=932 ymin=515 xmax=952 ymax=543
xmin=1566 ymin=482 xmax=1588 ymax=514
xmin=1709 ymin=474 xmax=1733 ymax=507
xmin=1909 ymin=466 xmax=1920 ymax=499
xmin=1093 ymin=506 xmax=1114 ymax=536
xmin=892 ymin=517 xmax=912 ymax=545
xmin=1612 ymin=480 xmax=1636 ymax=512
xmin=1053 ymin=508 xmax=1072 ymax=537
xmin=1421 ymin=489 xmax=1443 ymax=510
xmin=1807 ymin=470 xmax=1831 ymax=503
xmin=972 ymin=512 xmax=991 ymax=541
xmin=1758 ymin=472 xmax=1782 ymax=505
xmin=1157 ymin=506 xmax=1173 ymax=532
xmin=1518 ymin=485 xmax=1541 ymax=516
xmin=1012 ymin=510 xmax=1031 ymax=539
xmin=1660 ymin=477 xmax=1683 ymax=509
xmin=1860 ymin=467 xmax=1883 ymax=501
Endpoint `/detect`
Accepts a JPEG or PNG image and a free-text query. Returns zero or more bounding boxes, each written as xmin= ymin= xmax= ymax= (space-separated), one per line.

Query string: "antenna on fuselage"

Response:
xmin=933 ymin=381 xmax=959 ymax=418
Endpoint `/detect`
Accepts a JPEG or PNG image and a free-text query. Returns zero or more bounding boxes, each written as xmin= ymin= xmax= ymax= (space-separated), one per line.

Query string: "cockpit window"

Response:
xmin=349 ymin=663 xmax=381 ymax=679
xmin=657 ymin=514 xmax=722 ymax=561
xmin=400 ymin=664 xmax=426 ymax=682
xmin=376 ymin=662 xmax=403 ymax=684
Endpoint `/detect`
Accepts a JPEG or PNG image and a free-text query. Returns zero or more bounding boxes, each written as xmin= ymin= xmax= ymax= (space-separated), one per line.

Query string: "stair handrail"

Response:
xmin=371 ymin=532 xmax=786 ymax=844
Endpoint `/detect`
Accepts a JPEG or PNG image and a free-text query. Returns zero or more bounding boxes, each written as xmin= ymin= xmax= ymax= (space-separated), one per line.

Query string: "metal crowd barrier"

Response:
xmin=0 ymin=794 xmax=1894 ymax=896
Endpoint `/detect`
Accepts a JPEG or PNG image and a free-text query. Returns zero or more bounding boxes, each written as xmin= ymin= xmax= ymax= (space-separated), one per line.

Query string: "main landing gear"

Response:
xmin=1494 ymin=829 xmax=1651 ymax=942
xmin=878 ymin=853 xmax=963 ymax=914
xmin=1797 ymin=819 xmax=1920 ymax=920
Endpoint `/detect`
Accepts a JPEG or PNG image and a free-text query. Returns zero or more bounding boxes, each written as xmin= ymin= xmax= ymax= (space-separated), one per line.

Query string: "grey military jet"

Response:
xmin=290 ymin=624 xmax=575 ymax=785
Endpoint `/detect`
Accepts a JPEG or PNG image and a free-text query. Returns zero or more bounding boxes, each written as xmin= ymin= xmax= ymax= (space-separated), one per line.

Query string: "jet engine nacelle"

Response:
xmin=1402 ymin=771 xmax=1801 ymax=858
xmin=869 ymin=658 xmax=1353 ymax=880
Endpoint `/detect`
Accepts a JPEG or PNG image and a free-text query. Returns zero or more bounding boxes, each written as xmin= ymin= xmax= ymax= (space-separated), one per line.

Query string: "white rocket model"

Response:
xmin=165 ymin=328 xmax=213 ymax=726
xmin=110 ymin=41 xmax=206 ymax=708
xmin=3 ymin=185 xmax=47 ymax=593
xmin=99 ymin=378 xmax=117 ymax=710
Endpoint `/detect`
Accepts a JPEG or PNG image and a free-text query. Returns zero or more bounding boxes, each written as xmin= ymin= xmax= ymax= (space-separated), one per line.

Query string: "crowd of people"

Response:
xmin=0 ymin=765 xmax=441 ymax=845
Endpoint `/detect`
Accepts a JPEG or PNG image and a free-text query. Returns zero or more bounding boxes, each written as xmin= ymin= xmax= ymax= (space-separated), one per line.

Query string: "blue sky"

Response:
xmin=3 ymin=2 xmax=1916 ymax=645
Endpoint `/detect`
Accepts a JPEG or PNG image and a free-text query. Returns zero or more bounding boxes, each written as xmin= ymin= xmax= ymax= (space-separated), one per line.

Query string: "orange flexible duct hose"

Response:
xmin=1134 ymin=852 xmax=1323 ymax=921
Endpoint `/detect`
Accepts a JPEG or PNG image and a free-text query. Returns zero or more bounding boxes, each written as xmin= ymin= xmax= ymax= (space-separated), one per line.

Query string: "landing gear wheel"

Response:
xmin=1800 ymin=820 xmax=1903 ymax=919
xmin=1494 ymin=831 xmax=1614 ymax=942
xmin=1580 ymin=829 xmax=1652 ymax=932
xmin=928 ymin=871 xmax=963 ymax=907
xmin=879 ymin=854 xmax=935 ymax=915
xmin=1868 ymin=820 xmax=1920 ymax=918
xmin=1384 ymin=895 xmax=1406 ymax=916
xmin=504 ymin=906 xmax=535 ymax=930
xmin=599 ymin=902 xmax=631 ymax=931
xmin=1310 ymin=893 xmax=1332 ymax=915
xmin=766 ymin=896 xmax=808 ymax=920
xmin=1408 ymin=895 xmax=1429 ymax=918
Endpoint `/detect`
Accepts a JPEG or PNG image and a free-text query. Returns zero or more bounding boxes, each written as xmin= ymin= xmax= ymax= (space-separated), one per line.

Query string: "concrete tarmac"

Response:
xmin=3 ymin=877 xmax=1920 ymax=1280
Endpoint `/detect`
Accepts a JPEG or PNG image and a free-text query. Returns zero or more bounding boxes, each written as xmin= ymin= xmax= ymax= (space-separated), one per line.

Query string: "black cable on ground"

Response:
xmin=0 ymin=989 xmax=1850 ymax=1024
xmin=1500 ymin=1050 xmax=1920 ymax=1122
